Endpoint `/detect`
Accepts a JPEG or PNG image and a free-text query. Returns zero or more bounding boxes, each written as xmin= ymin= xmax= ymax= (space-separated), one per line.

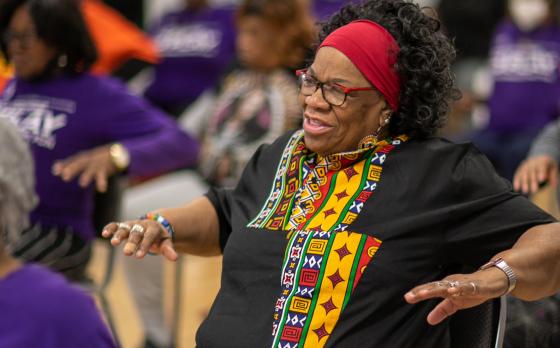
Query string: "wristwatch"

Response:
xmin=479 ymin=257 xmax=517 ymax=295
xmin=109 ymin=142 xmax=130 ymax=171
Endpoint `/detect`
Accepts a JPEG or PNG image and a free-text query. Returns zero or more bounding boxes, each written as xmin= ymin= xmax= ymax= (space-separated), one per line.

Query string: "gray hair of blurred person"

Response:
xmin=0 ymin=117 xmax=37 ymax=247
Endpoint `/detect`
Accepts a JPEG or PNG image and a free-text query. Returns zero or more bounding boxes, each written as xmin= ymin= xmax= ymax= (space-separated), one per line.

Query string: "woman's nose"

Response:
xmin=304 ymin=86 xmax=330 ymax=110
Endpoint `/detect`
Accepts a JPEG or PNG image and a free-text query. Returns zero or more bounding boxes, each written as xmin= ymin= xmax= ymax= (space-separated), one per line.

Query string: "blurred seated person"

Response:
xmin=472 ymin=0 xmax=560 ymax=181
xmin=106 ymin=1 xmax=560 ymax=346
xmin=142 ymin=0 xmax=237 ymax=117
xmin=0 ymin=117 xmax=116 ymax=348
xmin=514 ymin=120 xmax=560 ymax=194
xmin=511 ymin=118 xmax=560 ymax=348
xmin=0 ymin=0 xmax=199 ymax=282
xmin=185 ymin=0 xmax=315 ymax=187
xmin=437 ymin=0 xmax=505 ymax=139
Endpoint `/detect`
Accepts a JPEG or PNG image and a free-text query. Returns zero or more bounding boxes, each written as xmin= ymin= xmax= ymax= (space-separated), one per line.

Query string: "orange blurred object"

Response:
xmin=0 ymin=57 xmax=13 ymax=93
xmin=81 ymin=0 xmax=160 ymax=75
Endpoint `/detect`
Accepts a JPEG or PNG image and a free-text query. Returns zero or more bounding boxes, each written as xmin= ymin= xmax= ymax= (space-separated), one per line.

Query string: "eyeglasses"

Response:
xmin=2 ymin=30 xmax=38 ymax=49
xmin=296 ymin=69 xmax=377 ymax=106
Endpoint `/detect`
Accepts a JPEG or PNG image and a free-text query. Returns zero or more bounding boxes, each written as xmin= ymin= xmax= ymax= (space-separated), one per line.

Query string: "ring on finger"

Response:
xmin=448 ymin=280 xmax=459 ymax=288
xmin=130 ymin=224 xmax=145 ymax=234
xmin=117 ymin=222 xmax=131 ymax=230
xmin=469 ymin=281 xmax=477 ymax=295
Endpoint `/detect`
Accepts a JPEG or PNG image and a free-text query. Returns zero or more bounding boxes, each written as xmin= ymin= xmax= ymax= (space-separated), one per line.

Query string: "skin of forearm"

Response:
xmin=155 ymin=196 xmax=222 ymax=257
xmin=497 ymin=223 xmax=560 ymax=301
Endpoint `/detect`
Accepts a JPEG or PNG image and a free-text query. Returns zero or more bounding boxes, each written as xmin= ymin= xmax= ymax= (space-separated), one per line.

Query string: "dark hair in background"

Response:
xmin=318 ymin=0 xmax=459 ymax=139
xmin=236 ymin=0 xmax=316 ymax=69
xmin=0 ymin=0 xmax=98 ymax=75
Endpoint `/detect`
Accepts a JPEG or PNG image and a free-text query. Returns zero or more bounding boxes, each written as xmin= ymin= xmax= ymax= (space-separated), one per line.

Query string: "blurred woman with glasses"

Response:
xmin=0 ymin=0 xmax=198 ymax=282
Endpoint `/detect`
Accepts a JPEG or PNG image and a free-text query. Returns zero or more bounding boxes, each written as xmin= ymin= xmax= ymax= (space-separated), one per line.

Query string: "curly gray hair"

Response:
xmin=0 ymin=117 xmax=37 ymax=244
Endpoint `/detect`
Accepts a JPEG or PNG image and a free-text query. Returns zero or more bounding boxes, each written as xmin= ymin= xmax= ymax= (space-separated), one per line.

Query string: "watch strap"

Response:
xmin=480 ymin=257 xmax=517 ymax=295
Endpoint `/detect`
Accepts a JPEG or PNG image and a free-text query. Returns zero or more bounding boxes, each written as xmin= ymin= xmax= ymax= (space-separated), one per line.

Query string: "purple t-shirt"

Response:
xmin=0 ymin=74 xmax=199 ymax=240
xmin=144 ymin=6 xmax=236 ymax=110
xmin=488 ymin=21 xmax=560 ymax=132
xmin=0 ymin=264 xmax=115 ymax=347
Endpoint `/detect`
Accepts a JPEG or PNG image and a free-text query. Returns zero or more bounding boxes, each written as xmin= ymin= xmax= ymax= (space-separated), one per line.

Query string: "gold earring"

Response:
xmin=358 ymin=134 xmax=378 ymax=149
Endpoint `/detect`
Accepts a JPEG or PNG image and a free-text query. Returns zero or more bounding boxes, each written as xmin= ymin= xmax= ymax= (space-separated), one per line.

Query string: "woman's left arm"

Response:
xmin=51 ymin=78 xmax=199 ymax=191
xmin=405 ymin=222 xmax=560 ymax=325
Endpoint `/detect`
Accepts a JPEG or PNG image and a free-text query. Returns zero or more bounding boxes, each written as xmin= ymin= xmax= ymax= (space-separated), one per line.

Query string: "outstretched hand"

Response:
xmin=102 ymin=220 xmax=178 ymax=261
xmin=52 ymin=145 xmax=117 ymax=192
xmin=404 ymin=269 xmax=508 ymax=325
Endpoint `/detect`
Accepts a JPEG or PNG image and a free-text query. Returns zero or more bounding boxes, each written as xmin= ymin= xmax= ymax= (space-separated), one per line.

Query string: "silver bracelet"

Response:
xmin=479 ymin=257 xmax=517 ymax=295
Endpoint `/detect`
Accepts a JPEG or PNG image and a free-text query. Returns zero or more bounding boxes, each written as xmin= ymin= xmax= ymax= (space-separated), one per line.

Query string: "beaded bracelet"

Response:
xmin=142 ymin=212 xmax=175 ymax=241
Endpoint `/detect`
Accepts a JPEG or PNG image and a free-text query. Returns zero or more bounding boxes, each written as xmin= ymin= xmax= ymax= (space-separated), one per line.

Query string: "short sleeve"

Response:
xmin=444 ymin=146 xmax=555 ymax=266
xmin=204 ymin=132 xmax=296 ymax=251
xmin=205 ymin=143 xmax=270 ymax=251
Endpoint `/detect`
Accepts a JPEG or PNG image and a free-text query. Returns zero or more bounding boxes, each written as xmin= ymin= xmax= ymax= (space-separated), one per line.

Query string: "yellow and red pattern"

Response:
xmin=248 ymin=130 xmax=407 ymax=347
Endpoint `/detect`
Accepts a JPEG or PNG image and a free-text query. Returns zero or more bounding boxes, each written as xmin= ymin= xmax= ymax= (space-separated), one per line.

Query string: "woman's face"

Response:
xmin=509 ymin=0 xmax=551 ymax=31
xmin=300 ymin=47 xmax=389 ymax=156
xmin=6 ymin=5 xmax=56 ymax=80
xmin=236 ymin=16 xmax=284 ymax=70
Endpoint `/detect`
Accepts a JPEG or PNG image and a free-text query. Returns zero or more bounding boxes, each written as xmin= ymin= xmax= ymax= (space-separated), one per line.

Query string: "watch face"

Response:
xmin=110 ymin=143 xmax=130 ymax=170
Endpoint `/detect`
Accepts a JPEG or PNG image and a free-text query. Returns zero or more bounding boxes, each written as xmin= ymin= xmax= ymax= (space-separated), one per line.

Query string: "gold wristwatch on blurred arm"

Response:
xmin=109 ymin=142 xmax=130 ymax=171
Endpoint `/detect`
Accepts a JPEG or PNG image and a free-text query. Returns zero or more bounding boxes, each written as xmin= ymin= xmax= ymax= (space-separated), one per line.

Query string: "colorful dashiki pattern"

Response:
xmin=248 ymin=130 xmax=408 ymax=347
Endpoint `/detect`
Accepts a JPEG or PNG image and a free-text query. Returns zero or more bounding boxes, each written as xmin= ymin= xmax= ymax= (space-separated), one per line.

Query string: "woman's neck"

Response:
xmin=0 ymin=250 xmax=22 ymax=279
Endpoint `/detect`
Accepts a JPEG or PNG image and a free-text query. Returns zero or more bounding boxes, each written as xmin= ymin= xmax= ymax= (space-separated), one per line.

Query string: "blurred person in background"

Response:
xmin=471 ymin=0 xmax=560 ymax=181
xmin=0 ymin=117 xmax=116 ymax=348
xmin=512 ymin=117 xmax=560 ymax=348
xmin=141 ymin=0 xmax=237 ymax=117
xmin=437 ymin=0 xmax=506 ymax=139
xmin=191 ymin=0 xmax=315 ymax=187
xmin=121 ymin=0 xmax=315 ymax=346
xmin=0 ymin=0 xmax=198 ymax=282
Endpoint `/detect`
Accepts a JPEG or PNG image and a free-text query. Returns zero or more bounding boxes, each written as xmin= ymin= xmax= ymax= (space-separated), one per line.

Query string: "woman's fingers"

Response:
xmin=514 ymin=155 xmax=557 ymax=194
xmin=123 ymin=223 xmax=146 ymax=256
xmin=136 ymin=223 xmax=166 ymax=258
xmin=78 ymin=163 xmax=97 ymax=188
xmin=160 ymin=238 xmax=179 ymax=261
xmin=405 ymin=276 xmax=487 ymax=325
xmin=94 ymin=168 xmax=108 ymax=192
xmin=52 ymin=146 xmax=115 ymax=191
xmin=111 ymin=222 xmax=134 ymax=246
xmin=405 ymin=279 xmax=476 ymax=303
xmin=426 ymin=299 xmax=459 ymax=325
xmin=103 ymin=220 xmax=178 ymax=261
xmin=54 ymin=155 xmax=88 ymax=182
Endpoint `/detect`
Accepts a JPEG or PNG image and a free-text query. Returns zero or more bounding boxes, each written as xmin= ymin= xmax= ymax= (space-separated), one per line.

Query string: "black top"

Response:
xmin=197 ymin=131 xmax=553 ymax=347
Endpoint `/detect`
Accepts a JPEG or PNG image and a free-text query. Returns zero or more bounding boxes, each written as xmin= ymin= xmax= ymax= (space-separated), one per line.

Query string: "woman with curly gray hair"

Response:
xmin=0 ymin=118 xmax=115 ymax=347
xmin=106 ymin=1 xmax=560 ymax=346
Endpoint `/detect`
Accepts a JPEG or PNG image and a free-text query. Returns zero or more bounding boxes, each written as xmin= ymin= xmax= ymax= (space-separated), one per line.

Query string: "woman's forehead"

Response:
xmin=310 ymin=47 xmax=369 ymax=84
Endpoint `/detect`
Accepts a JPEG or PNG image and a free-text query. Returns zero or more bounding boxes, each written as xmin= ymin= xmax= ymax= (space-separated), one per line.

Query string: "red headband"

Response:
xmin=319 ymin=20 xmax=401 ymax=111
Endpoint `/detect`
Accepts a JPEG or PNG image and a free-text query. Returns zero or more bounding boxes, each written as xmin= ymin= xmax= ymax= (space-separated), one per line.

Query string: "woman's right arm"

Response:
xmin=102 ymin=196 xmax=221 ymax=260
